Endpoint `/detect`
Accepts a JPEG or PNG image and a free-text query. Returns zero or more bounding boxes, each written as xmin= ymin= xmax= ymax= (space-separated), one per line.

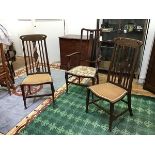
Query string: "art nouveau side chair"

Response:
xmin=86 ymin=37 xmax=143 ymax=131
xmin=65 ymin=28 xmax=101 ymax=92
xmin=20 ymin=34 xmax=55 ymax=109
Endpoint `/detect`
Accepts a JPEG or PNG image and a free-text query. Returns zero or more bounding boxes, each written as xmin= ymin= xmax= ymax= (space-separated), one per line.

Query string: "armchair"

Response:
xmin=65 ymin=28 xmax=101 ymax=92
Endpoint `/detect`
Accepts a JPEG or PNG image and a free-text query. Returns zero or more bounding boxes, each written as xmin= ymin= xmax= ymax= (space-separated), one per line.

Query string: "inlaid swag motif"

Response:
xmin=32 ymin=41 xmax=40 ymax=72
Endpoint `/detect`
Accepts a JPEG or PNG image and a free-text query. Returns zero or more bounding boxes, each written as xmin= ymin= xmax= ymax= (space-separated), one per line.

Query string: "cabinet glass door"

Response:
xmin=97 ymin=19 xmax=150 ymax=77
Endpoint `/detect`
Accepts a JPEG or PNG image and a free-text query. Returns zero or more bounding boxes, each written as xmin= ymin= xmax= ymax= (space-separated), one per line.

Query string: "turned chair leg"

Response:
xmin=21 ymin=85 xmax=27 ymax=109
xmin=86 ymin=89 xmax=90 ymax=113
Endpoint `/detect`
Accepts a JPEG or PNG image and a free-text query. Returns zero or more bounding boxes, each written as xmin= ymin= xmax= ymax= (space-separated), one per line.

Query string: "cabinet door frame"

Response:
xmin=143 ymin=37 xmax=155 ymax=93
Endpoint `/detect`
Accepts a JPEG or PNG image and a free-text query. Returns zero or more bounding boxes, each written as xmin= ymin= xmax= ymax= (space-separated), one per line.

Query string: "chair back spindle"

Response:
xmin=20 ymin=34 xmax=51 ymax=75
xmin=107 ymin=37 xmax=143 ymax=92
xmin=80 ymin=28 xmax=101 ymax=67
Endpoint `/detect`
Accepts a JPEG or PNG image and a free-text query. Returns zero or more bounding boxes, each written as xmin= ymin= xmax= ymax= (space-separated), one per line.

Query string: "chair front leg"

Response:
xmin=96 ymin=73 xmax=99 ymax=84
xmin=28 ymin=85 xmax=32 ymax=94
xmin=86 ymin=88 xmax=90 ymax=113
xmin=20 ymin=85 xmax=27 ymax=109
xmin=109 ymin=103 xmax=114 ymax=132
xmin=51 ymin=83 xmax=55 ymax=106
xmin=92 ymin=77 xmax=95 ymax=85
xmin=127 ymin=93 xmax=133 ymax=116
xmin=5 ymin=78 xmax=11 ymax=95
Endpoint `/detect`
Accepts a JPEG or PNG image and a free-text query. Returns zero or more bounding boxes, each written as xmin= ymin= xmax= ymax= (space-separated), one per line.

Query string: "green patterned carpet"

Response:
xmin=19 ymin=85 xmax=155 ymax=135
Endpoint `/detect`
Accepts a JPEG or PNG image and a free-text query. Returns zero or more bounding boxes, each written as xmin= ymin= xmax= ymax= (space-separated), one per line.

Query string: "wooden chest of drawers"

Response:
xmin=59 ymin=34 xmax=91 ymax=70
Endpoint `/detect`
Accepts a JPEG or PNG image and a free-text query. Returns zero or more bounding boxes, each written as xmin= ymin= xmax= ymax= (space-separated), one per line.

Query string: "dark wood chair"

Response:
xmin=0 ymin=43 xmax=15 ymax=95
xmin=86 ymin=37 xmax=143 ymax=132
xmin=65 ymin=28 xmax=101 ymax=92
xmin=20 ymin=34 xmax=55 ymax=109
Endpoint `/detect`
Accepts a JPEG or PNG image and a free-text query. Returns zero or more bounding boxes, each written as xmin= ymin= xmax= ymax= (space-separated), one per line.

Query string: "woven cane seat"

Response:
xmin=88 ymin=82 xmax=127 ymax=103
xmin=22 ymin=74 xmax=53 ymax=85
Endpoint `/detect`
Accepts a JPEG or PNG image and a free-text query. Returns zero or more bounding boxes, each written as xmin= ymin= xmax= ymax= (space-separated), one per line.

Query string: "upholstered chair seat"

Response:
xmin=67 ymin=66 xmax=97 ymax=78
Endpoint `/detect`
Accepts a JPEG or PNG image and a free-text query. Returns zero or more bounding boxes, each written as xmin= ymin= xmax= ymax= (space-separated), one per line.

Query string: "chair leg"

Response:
xmin=21 ymin=85 xmax=27 ymax=109
xmin=11 ymin=62 xmax=15 ymax=76
xmin=5 ymin=78 xmax=11 ymax=95
xmin=7 ymin=72 xmax=15 ymax=90
xmin=65 ymin=72 xmax=68 ymax=93
xmin=109 ymin=103 xmax=114 ymax=132
xmin=10 ymin=62 xmax=15 ymax=83
xmin=127 ymin=94 xmax=133 ymax=116
xmin=86 ymin=89 xmax=90 ymax=113
xmin=96 ymin=73 xmax=99 ymax=84
xmin=92 ymin=78 xmax=95 ymax=85
xmin=51 ymin=83 xmax=55 ymax=107
xmin=91 ymin=91 xmax=94 ymax=101
xmin=28 ymin=85 xmax=32 ymax=94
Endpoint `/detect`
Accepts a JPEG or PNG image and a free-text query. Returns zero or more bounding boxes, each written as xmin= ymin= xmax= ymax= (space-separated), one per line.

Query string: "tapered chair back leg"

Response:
xmin=86 ymin=89 xmax=90 ymax=113
xmin=127 ymin=93 xmax=133 ymax=116
xmin=51 ymin=83 xmax=55 ymax=107
xmin=20 ymin=85 xmax=27 ymax=109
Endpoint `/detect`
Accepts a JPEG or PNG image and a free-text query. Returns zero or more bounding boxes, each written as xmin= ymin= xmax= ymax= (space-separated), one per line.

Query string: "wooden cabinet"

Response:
xmin=143 ymin=38 xmax=155 ymax=93
xmin=59 ymin=35 xmax=91 ymax=70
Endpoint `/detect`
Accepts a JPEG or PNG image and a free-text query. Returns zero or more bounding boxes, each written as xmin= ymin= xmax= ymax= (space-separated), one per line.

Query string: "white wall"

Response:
xmin=33 ymin=19 xmax=65 ymax=63
xmin=12 ymin=20 xmax=34 ymax=56
xmin=139 ymin=19 xmax=155 ymax=83
xmin=0 ymin=19 xmax=65 ymax=64
xmin=65 ymin=19 xmax=96 ymax=34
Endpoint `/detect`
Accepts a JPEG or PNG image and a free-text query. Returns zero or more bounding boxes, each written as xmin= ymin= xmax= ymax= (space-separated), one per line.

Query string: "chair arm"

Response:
xmin=66 ymin=52 xmax=80 ymax=70
xmin=66 ymin=52 xmax=80 ymax=57
xmin=86 ymin=55 xmax=102 ymax=70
